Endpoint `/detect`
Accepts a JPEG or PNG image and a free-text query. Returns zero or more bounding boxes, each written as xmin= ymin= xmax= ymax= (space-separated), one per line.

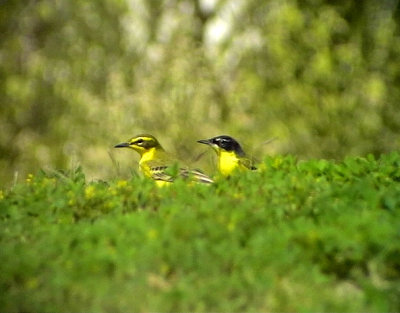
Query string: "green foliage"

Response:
xmin=1 ymin=154 xmax=400 ymax=312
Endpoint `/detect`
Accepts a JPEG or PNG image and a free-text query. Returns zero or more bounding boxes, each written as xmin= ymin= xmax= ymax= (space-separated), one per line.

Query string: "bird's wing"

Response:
xmin=239 ymin=157 xmax=257 ymax=170
xmin=145 ymin=159 xmax=174 ymax=182
xmin=146 ymin=159 xmax=213 ymax=184
xmin=179 ymin=168 xmax=214 ymax=184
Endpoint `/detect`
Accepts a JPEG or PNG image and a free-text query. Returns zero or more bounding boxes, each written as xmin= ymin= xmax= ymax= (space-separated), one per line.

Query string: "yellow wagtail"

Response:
xmin=197 ymin=135 xmax=256 ymax=176
xmin=115 ymin=134 xmax=213 ymax=185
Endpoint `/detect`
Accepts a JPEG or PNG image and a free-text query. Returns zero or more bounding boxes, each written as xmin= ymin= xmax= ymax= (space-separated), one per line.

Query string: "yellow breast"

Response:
xmin=138 ymin=148 xmax=159 ymax=178
xmin=218 ymin=151 xmax=244 ymax=176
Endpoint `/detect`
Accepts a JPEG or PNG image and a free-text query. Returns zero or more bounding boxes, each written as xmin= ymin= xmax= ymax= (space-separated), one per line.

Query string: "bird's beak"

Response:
xmin=114 ymin=142 xmax=130 ymax=148
xmin=197 ymin=139 xmax=211 ymax=145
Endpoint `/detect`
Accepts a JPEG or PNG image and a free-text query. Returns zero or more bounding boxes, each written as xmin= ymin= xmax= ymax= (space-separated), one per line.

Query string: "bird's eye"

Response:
xmin=135 ymin=139 xmax=144 ymax=145
xmin=218 ymin=139 xmax=227 ymax=146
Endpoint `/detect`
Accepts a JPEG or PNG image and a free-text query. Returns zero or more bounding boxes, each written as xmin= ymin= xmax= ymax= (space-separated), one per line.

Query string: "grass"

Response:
xmin=1 ymin=153 xmax=400 ymax=312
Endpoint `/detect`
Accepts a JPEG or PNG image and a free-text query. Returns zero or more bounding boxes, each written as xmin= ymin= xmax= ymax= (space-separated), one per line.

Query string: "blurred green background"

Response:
xmin=1 ymin=0 xmax=400 ymax=186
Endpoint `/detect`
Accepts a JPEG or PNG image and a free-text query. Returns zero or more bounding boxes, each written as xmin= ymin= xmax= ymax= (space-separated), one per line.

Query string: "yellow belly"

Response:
xmin=155 ymin=180 xmax=171 ymax=187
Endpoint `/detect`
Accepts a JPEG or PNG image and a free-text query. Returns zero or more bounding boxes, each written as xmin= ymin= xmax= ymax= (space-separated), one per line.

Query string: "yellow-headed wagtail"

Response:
xmin=115 ymin=134 xmax=213 ymax=185
xmin=197 ymin=135 xmax=256 ymax=176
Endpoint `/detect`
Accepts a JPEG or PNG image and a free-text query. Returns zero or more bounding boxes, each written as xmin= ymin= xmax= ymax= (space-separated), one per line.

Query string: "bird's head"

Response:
xmin=197 ymin=135 xmax=245 ymax=157
xmin=114 ymin=134 xmax=163 ymax=155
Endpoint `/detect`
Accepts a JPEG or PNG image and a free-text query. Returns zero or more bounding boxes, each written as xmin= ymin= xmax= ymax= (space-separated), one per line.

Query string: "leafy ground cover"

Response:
xmin=1 ymin=154 xmax=400 ymax=312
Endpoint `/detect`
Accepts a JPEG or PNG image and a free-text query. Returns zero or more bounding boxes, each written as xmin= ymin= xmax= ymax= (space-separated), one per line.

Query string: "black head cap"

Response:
xmin=199 ymin=135 xmax=246 ymax=156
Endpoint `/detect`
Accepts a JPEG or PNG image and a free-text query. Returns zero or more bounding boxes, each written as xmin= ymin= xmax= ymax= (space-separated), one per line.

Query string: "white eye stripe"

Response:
xmin=216 ymin=139 xmax=228 ymax=145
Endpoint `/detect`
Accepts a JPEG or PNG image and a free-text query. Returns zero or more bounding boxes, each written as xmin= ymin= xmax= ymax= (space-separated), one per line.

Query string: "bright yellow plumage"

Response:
xmin=217 ymin=150 xmax=249 ymax=176
xmin=115 ymin=134 xmax=213 ymax=185
xmin=197 ymin=135 xmax=256 ymax=176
